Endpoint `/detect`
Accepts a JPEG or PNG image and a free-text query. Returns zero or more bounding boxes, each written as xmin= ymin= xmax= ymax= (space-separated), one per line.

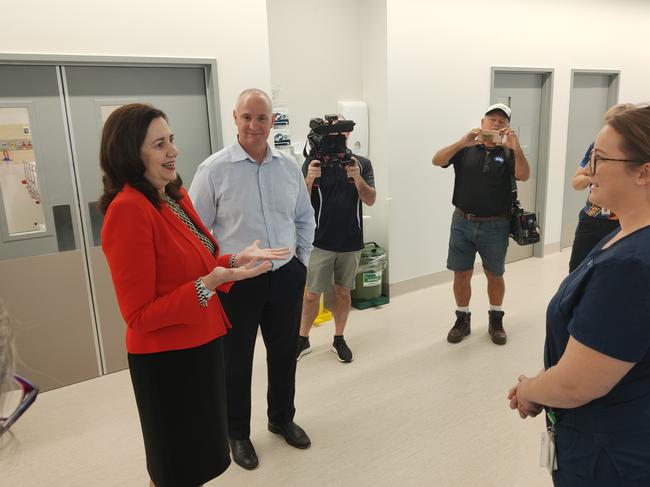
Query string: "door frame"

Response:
xmin=569 ymin=69 xmax=620 ymax=109
xmin=490 ymin=66 xmax=554 ymax=259
xmin=560 ymin=69 xmax=620 ymax=249
xmin=0 ymin=54 xmax=222 ymax=375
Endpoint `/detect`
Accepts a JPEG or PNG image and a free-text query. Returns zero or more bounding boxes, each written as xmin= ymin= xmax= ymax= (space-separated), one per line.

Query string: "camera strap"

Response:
xmin=503 ymin=147 xmax=518 ymax=209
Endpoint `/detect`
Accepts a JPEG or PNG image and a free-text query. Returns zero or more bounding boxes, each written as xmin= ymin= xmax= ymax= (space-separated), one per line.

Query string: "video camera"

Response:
xmin=304 ymin=114 xmax=356 ymax=167
xmin=510 ymin=200 xmax=541 ymax=246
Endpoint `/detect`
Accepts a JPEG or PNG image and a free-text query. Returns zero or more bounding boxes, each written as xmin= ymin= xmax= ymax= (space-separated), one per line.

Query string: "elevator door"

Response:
xmin=63 ymin=65 xmax=214 ymax=373
xmin=0 ymin=65 xmax=100 ymax=391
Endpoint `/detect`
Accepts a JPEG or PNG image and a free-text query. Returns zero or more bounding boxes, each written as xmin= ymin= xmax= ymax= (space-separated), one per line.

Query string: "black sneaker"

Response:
xmin=296 ymin=336 xmax=311 ymax=361
xmin=331 ymin=337 xmax=353 ymax=363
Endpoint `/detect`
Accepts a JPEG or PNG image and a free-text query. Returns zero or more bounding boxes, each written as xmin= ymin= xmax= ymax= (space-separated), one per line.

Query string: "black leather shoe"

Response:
xmin=229 ymin=439 xmax=259 ymax=470
xmin=268 ymin=421 xmax=311 ymax=449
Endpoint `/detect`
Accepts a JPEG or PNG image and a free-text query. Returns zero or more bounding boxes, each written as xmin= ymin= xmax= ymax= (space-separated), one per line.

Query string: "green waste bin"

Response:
xmin=351 ymin=242 xmax=387 ymax=301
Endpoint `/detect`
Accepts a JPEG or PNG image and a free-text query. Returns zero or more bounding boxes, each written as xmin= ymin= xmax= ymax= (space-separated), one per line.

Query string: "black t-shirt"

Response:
xmin=301 ymin=154 xmax=375 ymax=252
xmin=444 ymin=145 xmax=514 ymax=217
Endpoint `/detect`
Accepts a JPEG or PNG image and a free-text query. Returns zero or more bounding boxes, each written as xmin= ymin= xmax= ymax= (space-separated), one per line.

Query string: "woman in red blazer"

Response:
xmin=100 ymin=104 xmax=287 ymax=487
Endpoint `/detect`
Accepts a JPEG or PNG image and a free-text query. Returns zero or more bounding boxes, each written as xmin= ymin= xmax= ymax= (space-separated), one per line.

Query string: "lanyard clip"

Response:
xmin=547 ymin=410 xmax=557 ymax=427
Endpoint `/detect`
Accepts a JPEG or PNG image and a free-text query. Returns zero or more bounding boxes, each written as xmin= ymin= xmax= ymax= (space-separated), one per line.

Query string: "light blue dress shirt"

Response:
xmin=188 ymin=140 xmax=315 ymax=270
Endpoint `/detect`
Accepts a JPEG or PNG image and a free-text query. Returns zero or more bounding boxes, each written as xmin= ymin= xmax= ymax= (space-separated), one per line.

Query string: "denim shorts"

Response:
xmin=446 ymin=211 xmax=510 ymax=276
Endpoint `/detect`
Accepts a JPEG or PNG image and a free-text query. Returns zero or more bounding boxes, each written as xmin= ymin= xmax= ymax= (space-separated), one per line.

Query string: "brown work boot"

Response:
xmin=488 ymin=310 xmax=507 ymax=345
xmin=447 ymin=311 xmax=471 ymax=343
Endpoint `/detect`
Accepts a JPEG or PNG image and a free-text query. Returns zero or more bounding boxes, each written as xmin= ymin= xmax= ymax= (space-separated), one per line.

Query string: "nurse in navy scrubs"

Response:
xmin=508 ymin=105 xmax=650 ymax=486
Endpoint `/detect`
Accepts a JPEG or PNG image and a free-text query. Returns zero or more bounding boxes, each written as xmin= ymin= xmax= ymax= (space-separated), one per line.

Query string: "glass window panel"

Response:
xmin=0 ymin=108 xmax=46 ymax=236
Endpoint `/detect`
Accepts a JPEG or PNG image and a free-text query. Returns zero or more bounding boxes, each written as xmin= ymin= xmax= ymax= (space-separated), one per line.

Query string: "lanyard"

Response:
xmin=547 ymin=409 xmax=557 ymax=432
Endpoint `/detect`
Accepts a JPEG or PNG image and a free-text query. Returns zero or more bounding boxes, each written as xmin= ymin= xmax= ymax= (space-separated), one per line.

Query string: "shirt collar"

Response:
xmin=231 ymin=138 xmax=280 ymax=165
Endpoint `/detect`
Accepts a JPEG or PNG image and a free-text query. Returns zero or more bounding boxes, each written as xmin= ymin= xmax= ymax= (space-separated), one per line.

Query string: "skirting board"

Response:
xmin=389 ymin=244 xmax=563 ymax=298
xmin=389 ymin=267 xmax=486 ymax=298
xmin=544 ymin=241 xmax=561 ymax=255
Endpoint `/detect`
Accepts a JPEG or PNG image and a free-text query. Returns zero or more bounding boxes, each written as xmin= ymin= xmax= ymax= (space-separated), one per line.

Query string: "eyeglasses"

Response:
xmin=0 ymin=375 xmax=38 ymax=436
xmin=589 ymin=150 xmax=644 ymax=175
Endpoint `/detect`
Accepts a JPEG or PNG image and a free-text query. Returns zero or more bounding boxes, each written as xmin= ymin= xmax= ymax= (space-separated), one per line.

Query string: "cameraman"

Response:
xmin=432 ymin=103 xmax=530 ymax=346
xmin=298 ymin=116 xmax=376 ymax=363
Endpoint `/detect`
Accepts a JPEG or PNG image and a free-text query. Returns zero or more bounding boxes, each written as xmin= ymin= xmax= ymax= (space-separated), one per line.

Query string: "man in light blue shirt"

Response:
xmin=189 ymin=89 xmax=315 ymax=471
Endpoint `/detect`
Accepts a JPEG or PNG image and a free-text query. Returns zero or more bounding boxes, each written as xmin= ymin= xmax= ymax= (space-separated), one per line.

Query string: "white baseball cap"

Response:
xmin=485 ymin=103 xmax=511 ymax=120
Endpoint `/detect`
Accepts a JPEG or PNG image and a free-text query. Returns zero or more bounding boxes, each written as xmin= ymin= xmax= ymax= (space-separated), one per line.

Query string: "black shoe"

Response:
xmin=296 ymin=335 xmax=311 ymax=361
xmin=331 ymin=336 xmax=353 ymax=363
xmin=447 ymin=311 xmax=471 ymax=343
xmin=488 ymin=310 xmax=507 ymax=345
xmin=268 ymin=421 xmax=311 ymax=449
xmin=229 ymin=438 xmax=259 ymax=470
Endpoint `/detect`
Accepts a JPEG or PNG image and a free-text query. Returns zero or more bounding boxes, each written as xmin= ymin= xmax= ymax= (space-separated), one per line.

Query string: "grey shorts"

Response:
xmin=446 ymin=211 xmax=510 ymax=277
xmin=306 ymin=247 xmax=362 ymax=293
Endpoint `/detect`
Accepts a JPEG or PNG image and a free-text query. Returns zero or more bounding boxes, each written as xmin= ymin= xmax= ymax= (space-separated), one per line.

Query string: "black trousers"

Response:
xmin=568 ymin=217 xmax=620 ymax=272
xmin=218 ymin=257 xmax=306 ymax=440
xmin=553 ymin=450 xmax=650 ymax=486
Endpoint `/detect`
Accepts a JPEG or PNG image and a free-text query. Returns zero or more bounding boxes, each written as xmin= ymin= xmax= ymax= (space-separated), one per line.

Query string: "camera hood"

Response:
xmin=309 ymin=118 xmax=355 ymax=135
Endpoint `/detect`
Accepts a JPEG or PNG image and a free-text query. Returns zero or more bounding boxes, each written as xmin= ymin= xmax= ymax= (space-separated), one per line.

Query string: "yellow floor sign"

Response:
xmin=314 ymin=295 xmax=332 ymax=326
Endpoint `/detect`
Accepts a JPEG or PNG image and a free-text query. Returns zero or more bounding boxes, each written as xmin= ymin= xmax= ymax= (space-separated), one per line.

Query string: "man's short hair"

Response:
xmin=235 ymin=88 xmax=272 ymax=111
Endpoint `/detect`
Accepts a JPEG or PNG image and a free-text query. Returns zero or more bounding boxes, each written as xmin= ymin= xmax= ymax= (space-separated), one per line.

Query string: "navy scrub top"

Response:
xmin=544 ymin=225 xmax=650 ymax=481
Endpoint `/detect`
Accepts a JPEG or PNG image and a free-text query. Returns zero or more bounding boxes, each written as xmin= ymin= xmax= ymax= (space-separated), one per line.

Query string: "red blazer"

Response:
xmin=102 ymin=184 xmax=233 ymax=354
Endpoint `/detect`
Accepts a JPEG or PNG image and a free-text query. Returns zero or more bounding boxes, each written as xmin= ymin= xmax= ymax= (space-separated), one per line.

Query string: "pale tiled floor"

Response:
xmin=1 ymin=251 xmax=572 ymax=487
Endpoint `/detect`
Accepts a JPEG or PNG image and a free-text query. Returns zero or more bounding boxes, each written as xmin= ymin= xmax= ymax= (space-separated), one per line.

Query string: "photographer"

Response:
xmin=298 ymin=115 xmax=376 ymax=363
xmin=432 ymin=103 xmax=530 ymax=345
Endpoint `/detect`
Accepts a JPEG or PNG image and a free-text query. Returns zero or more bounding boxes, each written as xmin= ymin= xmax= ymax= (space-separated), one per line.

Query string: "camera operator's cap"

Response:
xmin=485 ymin=103 xmax=511 ymax=120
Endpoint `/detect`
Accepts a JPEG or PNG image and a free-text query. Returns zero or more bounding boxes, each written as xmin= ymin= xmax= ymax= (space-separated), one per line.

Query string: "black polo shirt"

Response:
xmin=443 ymin=145 xmax=514 ymax=217
xmin=301 ymin=154 xmax=375 ymax=252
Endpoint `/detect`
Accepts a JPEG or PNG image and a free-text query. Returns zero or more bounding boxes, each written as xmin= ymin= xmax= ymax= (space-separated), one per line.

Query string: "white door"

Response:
xmin=561 ymin=73 xmax=615 ymax=249
xmin=63 ymin=65 xmax=216 ymax=373
xmin=0 ymin=65 xmax=101 ymax=391
xmin=0 ymin=63 xmax=218 ymax=389
xmin=492 ymin=72 xmax=544 ymax=263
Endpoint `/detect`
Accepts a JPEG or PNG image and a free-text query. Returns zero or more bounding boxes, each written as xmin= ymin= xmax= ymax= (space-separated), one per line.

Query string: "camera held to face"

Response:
xmin=305 ymin=115 xmax=356 ymax=167
xmin=477 ymin=130 xmax=505 ymax=145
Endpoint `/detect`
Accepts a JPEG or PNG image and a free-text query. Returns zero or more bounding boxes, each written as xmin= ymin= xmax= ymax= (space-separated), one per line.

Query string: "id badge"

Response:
xmin=540 ymin=429 xmax=558 ymax=474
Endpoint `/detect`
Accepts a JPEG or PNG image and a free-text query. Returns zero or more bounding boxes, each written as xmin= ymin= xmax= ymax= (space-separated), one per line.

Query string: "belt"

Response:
xmin=455 ymin=208 xmax=509 ymax=222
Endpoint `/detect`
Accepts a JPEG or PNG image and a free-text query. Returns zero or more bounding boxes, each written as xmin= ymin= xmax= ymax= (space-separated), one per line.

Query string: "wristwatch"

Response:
xmin=195 ymin=278 xmax=215 ymax=307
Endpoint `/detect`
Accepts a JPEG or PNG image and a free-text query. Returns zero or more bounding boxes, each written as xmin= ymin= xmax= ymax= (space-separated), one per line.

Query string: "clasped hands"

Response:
xmin=508 ymin=372 xmax=544 ymax=419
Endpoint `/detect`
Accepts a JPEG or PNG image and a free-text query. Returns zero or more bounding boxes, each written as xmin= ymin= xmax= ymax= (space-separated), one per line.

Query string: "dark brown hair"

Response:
xmin=99 ymin=103 xmax=182 ymax=214
xmin=607 ymin=105 xmax=650 ymax=166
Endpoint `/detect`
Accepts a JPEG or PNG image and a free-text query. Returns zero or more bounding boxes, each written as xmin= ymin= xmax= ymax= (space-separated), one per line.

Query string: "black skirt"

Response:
xmin=128 ymin=338 xmax=230 ymax=487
